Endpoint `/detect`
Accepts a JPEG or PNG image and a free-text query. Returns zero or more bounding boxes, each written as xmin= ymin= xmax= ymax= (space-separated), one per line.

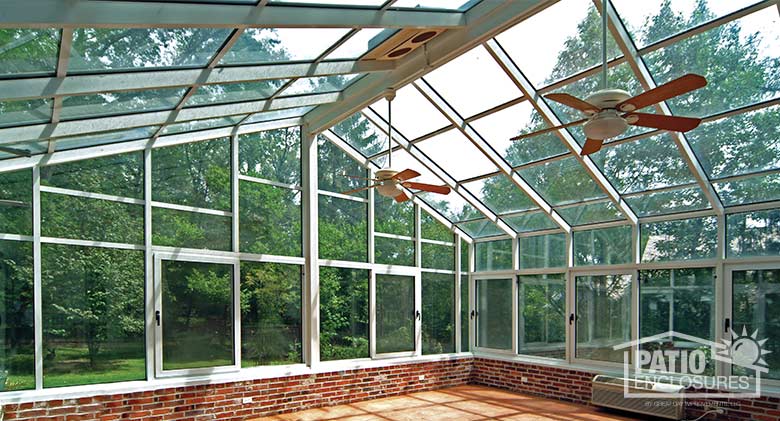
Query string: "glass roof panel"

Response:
xmin=0 ymin=142 xmax=48 ymax=160
xmin=370 ymin=148 xmax=440 ymax=184
xmin=369 ymin=85 xmax=450 ymax=140
xmin=643 ymin=7 xmax=779 ymax=118
xmin=591 ymin=133 xmax=694 ymax=194
xmin=461 ymin=174 xmax=537 ymax=215
xmin=391 ymin=0 xmax=479 ymax=11
xmin=418 ymin=191 xmax=481 ymax=223
xmin=331 ymin=112 xmax=388 ymax=158
xmin=161 ymin=115 xmax=246 ymax=136
xmin=469 ymin=101 xmax=569 ymax=167
xmin=243 ymin=106 xmax=314 ymax=124
xmin=686 ymin=104 xmax=780 ymax=179
xmin=60 ymin=88 xmax=187 ymax=121
xmin=624 ymin=185 xmax=710 ymax=217
xmin=503 ymin=211 xmax=558 ymax=233
xmin=423 ymin=45 xmax=522 ymax=118
xmin=457 ymin=218 xmax=505 ymax=239
xmin=269 ymin=0 xmax=386 ymax=5
xmin=52 ymin=126 xmax=160 ymax=152
xmin=323 ymin=28 xmax=392 ymax=60
xmin=0 ymin=99 xmax=52 ymax=128
xmin=187 ymin=80 xmax=286 ymax=107
xmin=69 ymin=28 xmax=231 ymax=72
xmin=0 ymin=29 xmax=60 ymax=77
xmin=222 ymin=28 xmax=350 ymax=65
xmin=613 ymin=0 xmax=764 ymax=48
xmin=714 ymin=172 xmax=780 ymax=207
xmin=556 ymin=200 xmax=624 ymax=226
xmin=495 ymin=0 xmax=621 ymax=88
xmin=516 ymin=156 xmax=606 ymax=206
xmin=415 ymin=129 xmax=496 ymax=181
xmin=280 ymin=74 xmax=358 ymax=96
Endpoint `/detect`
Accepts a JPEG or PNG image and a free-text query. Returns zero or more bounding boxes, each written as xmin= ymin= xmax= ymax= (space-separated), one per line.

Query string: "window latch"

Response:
xmin=569 ymin=313 xmax=575 ymax=325
xmin=724 ymin=318 xmax=730 ymax=333
xmin=470 ymin=310 xmax=477 ymax=319
xmin=155 ymin=310 xmax=161 ymax=327
xmin=415 ymin=310 xmax=421 ymax=320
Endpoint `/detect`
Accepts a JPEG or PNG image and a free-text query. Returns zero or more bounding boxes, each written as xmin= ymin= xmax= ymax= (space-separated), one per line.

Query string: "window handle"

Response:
xmin=569 ymin=313 xmax=575 ymax=325
xmin=470 ymin=310 xmax=477 ymax=319
xmin=724 ymin=318 xmax=730 ymax=333
xmin=415 ymin=310 xmax=421 ymax=320
xmin=155 ymin=310 xmax=161 ymax=326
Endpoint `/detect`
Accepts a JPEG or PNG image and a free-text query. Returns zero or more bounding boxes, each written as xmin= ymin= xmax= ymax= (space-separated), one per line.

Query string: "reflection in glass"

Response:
xmin=376 ymin=274 xmax=415 ymax=354
xmin=161 ymin=260 xmax=234 ymax=371
xmin=576 ymin=274 xmax=632 ymax=363
xmin=476 ymin=278 xmax=512 ymax=350
xmin=733 ymin=269 xmax=780 ymax=379
xmin=422 ymin=273 xmax=455 ymax=355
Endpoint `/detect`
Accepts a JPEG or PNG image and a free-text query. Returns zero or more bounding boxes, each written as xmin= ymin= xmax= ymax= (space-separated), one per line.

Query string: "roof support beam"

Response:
xmin=305 ymin=0 xmax=555 ymax=133
xmin=360 ymin=108 xmax=517 ymax=238
xmin=598 ymin=0 xmax=724 ymax=216
xmin=413 ymin=79 xmax=571 ymax=234
xmin=0 ymin=0 xmax=465 ymax=29
xmin=0 ymin=61 xmax=394 ymax=102
xmin=485 ymin=39 xmax=639 ymax=227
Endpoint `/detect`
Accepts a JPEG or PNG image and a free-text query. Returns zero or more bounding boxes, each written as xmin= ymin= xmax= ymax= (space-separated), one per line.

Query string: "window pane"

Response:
xmin=503 ymin=211 xmax=559 ymax=234
xmin=41 ymin=152 xmax=143 ymax=199
xmin=517 ymin=157 xmax=606 ymax=206
xmin=419 ymin=191 xmax=481 ymax=223
xmin=639 ymin=268 xmax=715 ymax=374
xmin=41 ymin=193 xmax=143 ymax=244
xmin=728 ymin=209 xmax=780 ymax=258
xmin=162 ymin=115 xmax=246 ymax=136
xmin=369 ymin=86 xmax=450 ymax=140
xmin=318 ymin=195 xmax=367 ymax=262
xmin=375 ymin=236 xmax=414 ymax=267
xmin=519 ymin=233 xmax=566 ymax=269
xmin=715 ymin=172 xmax=780 ymax=207
xmin=70 ymin=28 xmax=231 ymax=72
xmin=60 ymin=88 xmax=186 ymax=121
xmin=0 ymin=169 xmax=32 ymax=235
xmin=0 ymin=240 xmax=34 ymax=391
xmin=421 ymin=210 xmax=454 ymax=242
xmin=422 ymin=273 xmax=455 ymax=355
xmin=457 ymin=218 xmax=505 ymax=239
xmin=188 ymin=80 xmax=285 ymax=107
xmin=42 ymin=244 xmax=145 ymax=387
xmin=222 ymin=28 xmax=350 ymax=65
xmin=519 ymin=274 xmax=565 ymax=359
xmin=0 ymin=98 xmax=52 ymax=128
xmin=53 ymin=126 xmax=159 ymax=152
xmin=375 ymin=194 xmax=413 ymax=236
xmin=162 ymin=260 xmax=234 ymax=371
xmin=422 ymin=243 xmax=454 ymax=271
xmin=280 ymin=74 xmax=358 ymax=97
xmin=475 ymin=239 xmax=512 ymax=272
xmin=460 ymin=239 xmax=469 ymax=272
xmin=460 ymin=274 xmax=469 ymax=352
xmin=240 ymin=262 xmax=302 ymax=367
xmin=239 ymin=182 xmax=302 ymax=257
xmin=318 ymin=136 xmax=367 ymax=195
xmin=625 ymin=186 xmax=710 ymax=217
xmin=0 ymin=29 xmax=59 ymax=77
xmin=476 ymin=278 xmax=512 ymax=350
xmin=239 ymin=127 xmax=301 ymax=186
xmin=376 ymin=274 xmax=415 ymax=354
xmin=576 ymin=274 xmax=632 ymax=363
xmin=320 ymin=267 xmax=368 ymax=361
xmin=152 ymin=207 xmax=232 ymax=251
xmin=641 ymin=217 xmax=717 ymax=262
xmin=557 ymin=201 xmax=624 ymax=226
xmin=153 ymin=138 xmax=231 ymax=211
xmin=416 ymin=129 xmax=496 ymax=181
xmin=733 ymin=269 xmax=780 ymax=380
xmin=331 ymin=112 xmax=388 ymax=158
xmin=461 ymin=175 xmax=537 ymax=215
xmin=574 ymin=225 xmax=632 ymax=266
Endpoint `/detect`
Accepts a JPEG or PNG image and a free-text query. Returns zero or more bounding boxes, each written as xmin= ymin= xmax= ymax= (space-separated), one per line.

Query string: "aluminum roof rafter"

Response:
xmin=484 ymin=39 xmax=639 ymax=227
xmin=598 ymin=0 xmax=725 ymax=216
xmin=0 ymin=0 xmax=466 ymax=29
xmin=412 ymin=79 xmax=571 ymax=234
xmin=360 ymin=107 xmax=517 ymax=238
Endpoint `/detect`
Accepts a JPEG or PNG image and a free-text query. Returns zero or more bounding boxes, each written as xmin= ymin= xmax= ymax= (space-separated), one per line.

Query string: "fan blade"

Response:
xmin=341 ymin=184 xmax=380 ymax=195
xmin=617 ymin=74 xmax=707 ymax=112
xmin=581 ymin=138 xmax=604 ymax=156
xmin=510 ymin=118 xmax=588 ymax=141
xmin=392 ymin=169 xmax=421 ymax=181
xmin=402 ymin=182 xmax=451 ymax=195
xmin=545 ymin=93 xmax=600 ymax=114
xmin=627 ymin=113 xmax=702 ymax=132
xmin=394 ymin=192 xmax=411 ymax=203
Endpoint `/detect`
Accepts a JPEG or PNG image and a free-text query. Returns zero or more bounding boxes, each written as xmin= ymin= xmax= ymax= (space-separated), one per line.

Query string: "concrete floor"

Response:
xmin=252 ymin=384 xmax=646 ymax=421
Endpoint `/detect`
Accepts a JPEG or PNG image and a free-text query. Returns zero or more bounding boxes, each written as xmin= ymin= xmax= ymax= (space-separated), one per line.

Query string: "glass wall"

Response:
xmin=518 ymin=274 xmax=565 ymax=359
xmin=475 ymin=278 xmax=513 ymax=351
xmin=575 ymin=274 xmax=632 ymax=363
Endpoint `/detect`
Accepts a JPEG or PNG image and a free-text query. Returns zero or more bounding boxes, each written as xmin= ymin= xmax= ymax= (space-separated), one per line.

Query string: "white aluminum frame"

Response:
xmin=371 ymin=268 xmax=422 ymax=360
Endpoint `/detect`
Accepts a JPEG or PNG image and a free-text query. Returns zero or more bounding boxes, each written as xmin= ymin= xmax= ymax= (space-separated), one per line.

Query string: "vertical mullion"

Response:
xmin=455 ymin=234 xmax=462 ymax=353
xmin=144 ymin=146 xmax=154 ymax=381
xmin=415 ymin=271 xmax=422 ymax=357
xmin=468 ymin=241 xmax=474 ymax=351
xmin=415 ymin=205 xmax=422 ymax=268
xmin=231 ymin=131 xmax=241 ymax=369
xmin=302 ymin=128 xmax=320 ymax=367
xmin=33 ymin=166 xmax=43 ymax=390
xmin=368 ymin=169 xmax=375 ymax=265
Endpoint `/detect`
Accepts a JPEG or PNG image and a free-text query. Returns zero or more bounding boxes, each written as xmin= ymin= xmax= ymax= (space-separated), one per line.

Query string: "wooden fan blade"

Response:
xmin=341 ymin=184 xmax=380 ymax=195
xmin=581 ymin=138 xmax=604 ymax=156
xmin=545 ymin=93 xmax=600 ymax=114
xmin=394 ymin=192 xmax=411 ymax=203
xmin=617 ymin=74 xmax=707 ymax=112
xmin=626 ymin=113 xmax=702 ymax=132
xmin=510 ymin=118 xmax=588 ymax=141
xmin=392 ymin=169 xmax=421 ymax=181
xmin=402 ymin=182 xmax=450 ymax=195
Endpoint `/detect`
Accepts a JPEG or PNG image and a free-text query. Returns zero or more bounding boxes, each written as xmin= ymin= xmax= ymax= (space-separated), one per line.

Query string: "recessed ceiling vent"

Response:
xmin=362 ymin=28 xmax=445 ymax=61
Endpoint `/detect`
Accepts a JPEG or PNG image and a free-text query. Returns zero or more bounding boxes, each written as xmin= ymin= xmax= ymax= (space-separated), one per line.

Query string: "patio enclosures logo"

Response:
xmin=613 ymin=328 xmax=770 ymax=398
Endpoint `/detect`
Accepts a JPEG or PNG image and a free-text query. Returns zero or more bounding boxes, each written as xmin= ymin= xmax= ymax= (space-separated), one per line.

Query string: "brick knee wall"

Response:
xmin=1 ymin=358 xmax=472 ymax=421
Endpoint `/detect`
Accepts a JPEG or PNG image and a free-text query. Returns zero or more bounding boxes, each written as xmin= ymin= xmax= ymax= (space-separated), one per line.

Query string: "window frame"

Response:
xmin=471 ymin=274 xmax=517 ymax=356
xmin=370 ymin=266 xmax=421 ymax=359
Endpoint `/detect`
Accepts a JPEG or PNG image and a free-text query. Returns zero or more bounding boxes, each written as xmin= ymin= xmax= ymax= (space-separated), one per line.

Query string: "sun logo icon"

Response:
xmin=717 ymin=326 xmax=771 ymax=372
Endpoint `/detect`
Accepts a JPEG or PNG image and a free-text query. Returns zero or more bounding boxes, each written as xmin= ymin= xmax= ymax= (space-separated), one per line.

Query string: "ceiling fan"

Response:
xmin=341 ymin=88 xmax=451 ymax=203
xmin=511 ymin=0 xmax=707 ymax=156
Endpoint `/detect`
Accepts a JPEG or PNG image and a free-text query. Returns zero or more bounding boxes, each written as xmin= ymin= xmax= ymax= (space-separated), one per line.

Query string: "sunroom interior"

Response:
xmin=0 ymin=0 xmax=779 ymax=420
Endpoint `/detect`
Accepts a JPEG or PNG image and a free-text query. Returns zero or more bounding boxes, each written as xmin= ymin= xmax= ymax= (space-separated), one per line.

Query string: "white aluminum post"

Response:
xmin=302 ymin=127 xmax=320 ymax=367
xmin=143 ymin=145 xmax=154 ymax=381
xmin=32 ymin=166 xmax=42 ymax=390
